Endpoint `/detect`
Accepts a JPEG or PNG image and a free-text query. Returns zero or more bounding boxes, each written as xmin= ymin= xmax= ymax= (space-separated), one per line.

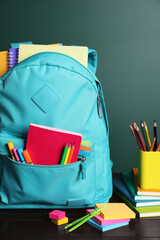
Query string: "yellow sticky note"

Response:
xmin=95 ymin=203 xmax=135 ymax=220
xmin=51 ymin=217 xmax=68 ymax=225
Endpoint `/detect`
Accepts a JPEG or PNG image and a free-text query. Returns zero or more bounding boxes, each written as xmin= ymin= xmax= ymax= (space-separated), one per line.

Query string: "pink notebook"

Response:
xmin=86 ymin=209 xmax=130 ymax=226
xmin=26 ymin=123 xmax=82 ymax=165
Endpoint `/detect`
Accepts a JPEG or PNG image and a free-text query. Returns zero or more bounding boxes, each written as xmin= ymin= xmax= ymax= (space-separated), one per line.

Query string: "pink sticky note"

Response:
xmin=49 ymin=210 xmax=66 ymax=220
xmin=86 ymin=209 xmax=130 ymax=226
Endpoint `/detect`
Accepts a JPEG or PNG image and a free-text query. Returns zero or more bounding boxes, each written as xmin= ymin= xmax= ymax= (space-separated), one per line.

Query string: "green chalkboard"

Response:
xmin=1 ymin=0 xmax=160 ymax=172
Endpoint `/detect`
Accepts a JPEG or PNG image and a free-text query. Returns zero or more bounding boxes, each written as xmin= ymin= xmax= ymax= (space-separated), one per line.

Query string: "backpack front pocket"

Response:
xmin=0 ymin=154 xmax=95 ymax=207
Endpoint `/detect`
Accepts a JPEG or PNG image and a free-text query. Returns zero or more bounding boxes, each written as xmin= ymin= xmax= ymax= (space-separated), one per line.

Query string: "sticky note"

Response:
xmin=49 ymin=210 xmax=66 ymax=220
xmin=95 ymin=203 xmax=136 ymax=220
xmin=81 ymin=140 xmax=91 ymax=146
xmin=86 ymin=209 xmax=130 ymax=226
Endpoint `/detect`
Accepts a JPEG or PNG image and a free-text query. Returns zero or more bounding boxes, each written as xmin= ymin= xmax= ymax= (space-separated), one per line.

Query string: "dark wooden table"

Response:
xmin=1 ymin=190 xmax=160 ymax=239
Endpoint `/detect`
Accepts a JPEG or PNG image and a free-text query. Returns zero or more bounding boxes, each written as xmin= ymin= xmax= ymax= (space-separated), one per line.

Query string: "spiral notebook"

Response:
xmin=8 ymin=48 xmax=19 ymax=69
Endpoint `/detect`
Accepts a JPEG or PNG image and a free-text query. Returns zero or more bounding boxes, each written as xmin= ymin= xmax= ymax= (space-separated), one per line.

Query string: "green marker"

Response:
xmin=60 ymin=142 xmax=68 ymax=164
xmin=65 ymin=206 xmax=105 ymax=233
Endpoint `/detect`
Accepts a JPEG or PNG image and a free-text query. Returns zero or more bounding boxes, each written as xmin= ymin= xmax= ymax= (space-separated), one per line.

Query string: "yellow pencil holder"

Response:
xmin=138 ymin=149 xmax=160 ymax=189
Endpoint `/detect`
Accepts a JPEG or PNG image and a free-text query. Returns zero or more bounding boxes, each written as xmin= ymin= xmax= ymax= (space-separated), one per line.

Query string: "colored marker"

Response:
xmin=67 ymin=143 xmax=75 ymax=164
xmin=144 ymin=121 xmax=151 ymax=148
xmin=17 ymin=148 xmax=26 ymax=163
xmin=6 ymin=142 xmax=16 ymax=161
xmin=12 ymin=147 xmax=21 ymax=162
xmin=60 ymin=142 xmax=68 ymax=164
xmin=22 ymin=150 xmax=33 ymax=164
xmin=64 ymin=143 xmax=71 ymax=164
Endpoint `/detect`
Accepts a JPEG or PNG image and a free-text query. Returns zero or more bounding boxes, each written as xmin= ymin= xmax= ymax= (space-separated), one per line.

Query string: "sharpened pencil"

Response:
xmin=141 ymin=121 xmax=150 ymax=151
xmin=154 ymin=120 xmax=157 ymax=151
xmin=67 ymin=143 xmax=74 ymax=164
xmin=133 ymin=122 xmax=147 ymax=151
xmin=156 ymin=142 xmax=160 ymax=152
xmin=144 ymin=121 xmax=151 ymax=148
xmin=150 ymin=137 xmax=156 ymax=151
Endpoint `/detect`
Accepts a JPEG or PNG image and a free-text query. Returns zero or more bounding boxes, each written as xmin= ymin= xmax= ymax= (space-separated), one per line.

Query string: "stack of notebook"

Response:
xmin=113 ymin=168 xmax=160 ymax=218
xmin=86 ymin=203 xmax=135 ymax=232
xmin=0 ymin=42 xmax=88 ymax=78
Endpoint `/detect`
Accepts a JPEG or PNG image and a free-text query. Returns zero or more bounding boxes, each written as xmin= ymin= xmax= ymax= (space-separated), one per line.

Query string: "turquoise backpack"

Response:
xmin=0 ymin=47 xmax=113 ymax=209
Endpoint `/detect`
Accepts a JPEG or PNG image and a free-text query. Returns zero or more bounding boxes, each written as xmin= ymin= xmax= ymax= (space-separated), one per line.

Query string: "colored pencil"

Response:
xmin=144 ymin=121 xmax=151 ymax=148
xmin=150 ymin=137 xmax=156 ymax=151
xmin=154 ymin=120 xmax=157 ymax=150
xmin=67 ymin=143 xmax=74 ymax=164
xmin=156 ymin=142 xmax=160 ymax=152
xmin=140 ymin=121 xmax=150 ymax=151
xmin=129 ymin=123 xmax=138 ymax=143
xmin=133 ymin=124 xmax=143 ymax=150
xmin=64 ymin=143 xmax=71 ymax=164
xmin=133 ymin=122 xmax=146 ymax=151
xmin=60 ymin=142 xmax=68 ymax=164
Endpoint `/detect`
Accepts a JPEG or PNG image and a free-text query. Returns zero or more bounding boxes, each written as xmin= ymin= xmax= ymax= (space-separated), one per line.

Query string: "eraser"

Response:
xmin=49 ymin=210 xmax=66 ymax=220
xmin=51 ymin=217 xmax=68 ymax=225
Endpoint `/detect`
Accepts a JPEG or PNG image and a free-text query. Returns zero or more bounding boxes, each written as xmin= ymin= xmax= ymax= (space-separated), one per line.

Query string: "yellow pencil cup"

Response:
xmin=138 ymin=149 xmax=160 ymax=189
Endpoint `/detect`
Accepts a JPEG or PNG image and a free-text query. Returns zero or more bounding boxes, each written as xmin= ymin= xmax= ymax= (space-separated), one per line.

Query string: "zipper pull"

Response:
xmin=80 ymin=158 xmax=86 ymax=180
xmin=97 ymin=89 xmax=102 ymax=119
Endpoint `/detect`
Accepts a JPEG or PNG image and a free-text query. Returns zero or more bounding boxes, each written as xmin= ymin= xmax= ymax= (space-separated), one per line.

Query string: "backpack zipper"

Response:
xmin=97 ymin=89 xmax=102 ymax=119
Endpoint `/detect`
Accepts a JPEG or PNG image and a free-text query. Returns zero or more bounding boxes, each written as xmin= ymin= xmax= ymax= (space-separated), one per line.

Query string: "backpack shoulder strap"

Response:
xmin=88 ymin=48 xmax=97 ymax=74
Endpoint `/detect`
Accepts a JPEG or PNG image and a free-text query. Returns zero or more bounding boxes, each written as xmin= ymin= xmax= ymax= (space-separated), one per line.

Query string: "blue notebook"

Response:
xmin=113 ymin=176 xmax=160 ymax=207
xmin=87 ymin=218 xmax=129 ymax=232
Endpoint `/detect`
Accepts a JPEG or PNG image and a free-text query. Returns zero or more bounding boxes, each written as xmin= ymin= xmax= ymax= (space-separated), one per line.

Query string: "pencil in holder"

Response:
xmin=138 ymin=149 xmax=160 ymax=189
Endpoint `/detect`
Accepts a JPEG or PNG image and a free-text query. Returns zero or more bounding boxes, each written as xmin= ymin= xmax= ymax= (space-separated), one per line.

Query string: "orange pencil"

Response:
xmin=150 ymin=137 xmax=156 ymax=151
xmin=156 ymin=142 xmax=160 ymax=152
xmin=67 ymin=143 xmax=74 ymax=164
